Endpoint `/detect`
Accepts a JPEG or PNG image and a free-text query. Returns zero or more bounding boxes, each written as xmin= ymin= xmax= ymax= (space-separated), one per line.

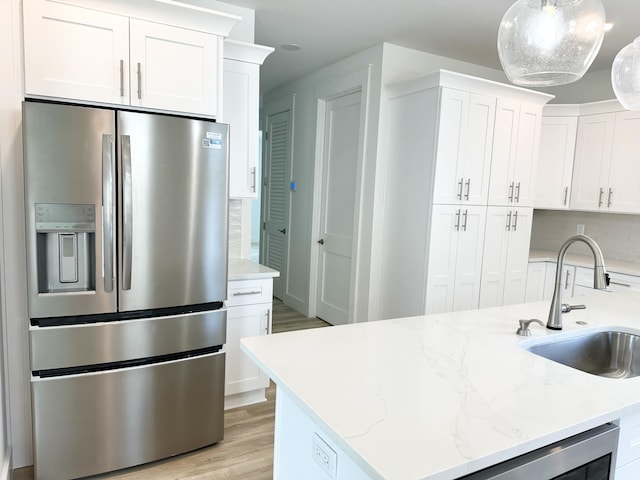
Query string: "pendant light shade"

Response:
xmin=498 ymin=0 xmax=606 ymax=87
xmin=611 ymin=37 xmax=640 ymax=110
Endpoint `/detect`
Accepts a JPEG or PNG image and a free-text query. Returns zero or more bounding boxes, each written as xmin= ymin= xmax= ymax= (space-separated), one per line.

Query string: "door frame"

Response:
xmin=308 ymin=66 xmax=371 ymax=323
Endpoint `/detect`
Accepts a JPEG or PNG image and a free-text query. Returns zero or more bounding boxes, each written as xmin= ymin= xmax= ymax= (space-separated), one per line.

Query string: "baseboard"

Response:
xmin=224 ymin=389 xmax=267 ymax=410
xmin=1 ymin=446 xmax=11 ymax=480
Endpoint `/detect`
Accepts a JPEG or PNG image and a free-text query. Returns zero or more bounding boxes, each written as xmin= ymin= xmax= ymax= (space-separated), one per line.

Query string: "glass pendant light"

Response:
xmin=611 ymin=37 xmax=640 ymax=110
xmin=498 ymin=0 xmax=606 ymax=87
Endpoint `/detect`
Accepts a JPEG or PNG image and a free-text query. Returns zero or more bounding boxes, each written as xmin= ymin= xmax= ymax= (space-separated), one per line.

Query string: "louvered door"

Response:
xmin=262 ymin=110 xmax=291 ymax=298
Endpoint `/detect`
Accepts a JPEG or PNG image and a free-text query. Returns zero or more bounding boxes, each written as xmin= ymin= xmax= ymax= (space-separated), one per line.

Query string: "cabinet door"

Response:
xmin=512 ymin=105 xmax=541 ymax=207
xmin=525 ymin=262 xmax=548 ymax=303
xmin=479 ymin=207 xmax=511 ymax=308
xmin=425 ymin=206 xmax=460 ymax=314
xmin=225 ymin=304 xmax=270 ymax=396
xmin=129 ymin=19 xmax=219 ymax=116
xmin=433 ymin=89 xmax=468 ymax=204
xmin=534 ymin=116 xmax=578 ymax=209
xmin=452 ymin=206 xmax=486 ymax=312
xmin=570 ymin=113 xmax=615 ymax=211
xmin=488 ymin=99 xmax=520 ymax=206
xmin=23 ymin=0 xmax=129 ymax=105
xmin=461 ymin=94 xmax=496 ymax=205
xmin=502 ymin=208 xmax=532 ymax=305
xmin=224 ymin=59 xmax=260 ymax=198
xmin=608 ymin=111 xmax=640 ymax=213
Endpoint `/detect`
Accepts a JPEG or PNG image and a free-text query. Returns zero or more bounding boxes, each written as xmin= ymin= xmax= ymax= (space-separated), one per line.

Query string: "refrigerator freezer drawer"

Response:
xmin=30 ymin=308 xmax=226 ymax=371
xmin=31 ymin=350 xmax=225 ymax=480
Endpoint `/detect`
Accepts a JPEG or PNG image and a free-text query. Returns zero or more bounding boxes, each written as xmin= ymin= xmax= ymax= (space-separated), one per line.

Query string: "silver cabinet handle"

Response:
xmin=508 ymin=181 xmax=514 ymax=202
xmin=564 ymin=270 xmax=571 ymax=290
xmin=464 ymin=179 xmax=471 ymax=201
xmin=598 ymin=187 xmax=604 ymax=207
xmin=608 ymin=188 xmax=613 ymax=208
xmin=119 ymin=59 xmax=124 ymax=97
xmin=121 ymin=135 xmax=133 ymax=290
xmin=563 ymin=186 xmax=568 ymax=206
xmin=461 ymin=209 xmax=468 ymax=232
xmin=251 ymin=166 xmax=257 ymax=193
xmin=457 ymin=178 xmax=463 ymax=200
xmin=137 ymin=62 xmax=142 ymax=100
xmin=512 ymin=210 xmax=518 ymax=231
xmin=455 ymin=209 xmax=461 ymax=231
xmin=515 ymin=182 xmax=521 ymax=203
xmin=506 ymin=211 xmax=512 ymax=231
xmin=233 ymin=290 xmax=262 ymax=296
xmin=102 ymin=134 xmax=114 ymax=293
xmin=265 ymin=308 xmax=271 ymax=335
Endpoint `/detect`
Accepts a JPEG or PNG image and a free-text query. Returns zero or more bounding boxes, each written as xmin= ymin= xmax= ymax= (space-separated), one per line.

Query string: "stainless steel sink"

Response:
xmin=524 ymin=328 xmax=640 ymax=379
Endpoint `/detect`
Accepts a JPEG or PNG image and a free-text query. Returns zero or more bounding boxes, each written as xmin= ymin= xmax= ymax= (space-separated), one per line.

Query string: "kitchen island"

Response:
xmin=241 ymin=288 xmax=640 ymax=479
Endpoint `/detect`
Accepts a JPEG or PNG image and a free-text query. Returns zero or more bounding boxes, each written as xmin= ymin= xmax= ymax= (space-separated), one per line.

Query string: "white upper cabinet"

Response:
xmin=488 ymin=100 xmax=543 ymax=207
xmin=23 ymin=0 xmax=130 ymax=105
xmin=222 ymin=40 xmax=274 ymax=198
xmin=571 ymin=113 xmax=615 ymax=211
xmin=22 ymin=0 xmax=239 ymax=117
xmin=129 ymin=19 xmax=220 ymax=116
xmin=608 ymin=111 xmax=640 ymax=213
xmin=432 ymin=89 xmax=495 ymax=205
xmin=534 ymin=111 xmax=578 ymax=209
xmin=571 ymin=108 xmax=640 ymax=213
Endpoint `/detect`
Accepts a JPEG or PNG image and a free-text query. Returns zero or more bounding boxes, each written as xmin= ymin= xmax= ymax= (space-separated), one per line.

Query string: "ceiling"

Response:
xmin=218 ymin=0 xmax=640 ymax=94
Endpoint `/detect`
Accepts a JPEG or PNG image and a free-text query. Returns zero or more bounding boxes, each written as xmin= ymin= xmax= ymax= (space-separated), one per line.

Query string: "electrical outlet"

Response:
xmin=577 ymin=224 xmax=585 ymax=235
xmin=312 ymin=433 xmax=337 ymax=478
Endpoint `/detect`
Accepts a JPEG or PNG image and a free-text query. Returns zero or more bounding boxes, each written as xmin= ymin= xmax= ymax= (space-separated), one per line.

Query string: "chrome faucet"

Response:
xmin=547 ymin=234 xmax=608 ymax=330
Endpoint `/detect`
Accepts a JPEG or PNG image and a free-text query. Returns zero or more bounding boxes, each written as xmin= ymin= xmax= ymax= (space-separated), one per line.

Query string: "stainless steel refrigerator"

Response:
xmin=22 ymin=101 xmax=229 ymax=480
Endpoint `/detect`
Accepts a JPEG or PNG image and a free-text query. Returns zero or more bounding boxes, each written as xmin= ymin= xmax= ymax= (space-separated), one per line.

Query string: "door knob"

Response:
xmin=278 ymin=228 xmax=286 ymax=234
xmin=318 ymin=238 xmax=324 ymax=245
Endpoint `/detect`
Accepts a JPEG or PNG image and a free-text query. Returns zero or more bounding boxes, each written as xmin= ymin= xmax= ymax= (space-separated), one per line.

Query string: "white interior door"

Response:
xmin=262 ymin=109 xmax=291 ymax=299
xmin=316 ymin=90 xmax=362 ymax=325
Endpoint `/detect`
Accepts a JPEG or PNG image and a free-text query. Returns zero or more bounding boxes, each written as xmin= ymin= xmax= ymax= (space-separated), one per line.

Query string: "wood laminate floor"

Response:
xmin=14 ymin=299 xmax=329 ymax=480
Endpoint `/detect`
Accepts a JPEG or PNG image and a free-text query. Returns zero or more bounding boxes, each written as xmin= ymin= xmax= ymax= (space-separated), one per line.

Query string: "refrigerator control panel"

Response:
xmin=35 ymin=203 xmax=95 ymax=232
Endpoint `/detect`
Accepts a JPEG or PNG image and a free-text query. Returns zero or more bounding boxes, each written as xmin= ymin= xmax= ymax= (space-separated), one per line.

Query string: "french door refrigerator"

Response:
xmin=22 ymin=100 xmax=229 ymax=480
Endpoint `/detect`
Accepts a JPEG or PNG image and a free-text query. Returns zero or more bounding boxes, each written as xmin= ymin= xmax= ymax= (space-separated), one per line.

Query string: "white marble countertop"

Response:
xmin=242 ymin=289 xmax=640 ymax=480
xmin=228 ymin=258 xmax=280 ymax=281
xmin=529 ymin=249 xmax=640 ymax=277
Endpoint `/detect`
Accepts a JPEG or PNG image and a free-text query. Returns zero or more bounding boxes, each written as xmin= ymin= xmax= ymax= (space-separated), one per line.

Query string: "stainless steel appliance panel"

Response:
xmin=117 ymin=111 xmax=228 ymax=311
xmin=30 ymin=309 xmax=226 ymax=371
xmin=23 ymin=102 xmax=117 ymax=318
xmin=31 ymin=351 xmax=225 ymax=480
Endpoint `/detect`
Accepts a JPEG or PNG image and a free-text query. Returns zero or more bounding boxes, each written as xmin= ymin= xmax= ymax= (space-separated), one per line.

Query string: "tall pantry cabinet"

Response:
xmin=377 ymin=70 xmax=551 ymax=320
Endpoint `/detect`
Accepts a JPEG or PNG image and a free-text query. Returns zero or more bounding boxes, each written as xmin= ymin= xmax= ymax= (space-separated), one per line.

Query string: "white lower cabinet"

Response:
xmin=480 ymin=207 xmax=532 ymax=308
xmin=524 ymin=262 xmax=576 ymax=302
xmin=425 ymin=205 xmax=486 ymax=314
xmin=225 ymin=278 xmax=273 ymax=409
xmin=616 ymin=412 xmax=640 ymax=478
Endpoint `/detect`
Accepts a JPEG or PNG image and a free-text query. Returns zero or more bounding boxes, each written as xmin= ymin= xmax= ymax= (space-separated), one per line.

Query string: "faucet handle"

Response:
xmin=561 ymin=304 xmax=586 ymax=313
xmin=516 ymin=319 xmax=545 ymax=336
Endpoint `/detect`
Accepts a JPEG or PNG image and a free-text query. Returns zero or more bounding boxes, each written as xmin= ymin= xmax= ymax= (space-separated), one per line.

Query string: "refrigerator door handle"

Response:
xmin=102 ymin=134 xmax=115 ymax=293
xmin=121 ymin=135 xmax=133 ymax=291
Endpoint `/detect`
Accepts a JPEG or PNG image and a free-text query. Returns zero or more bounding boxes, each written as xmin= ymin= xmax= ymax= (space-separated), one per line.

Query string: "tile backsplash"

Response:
xmin=531 ymin=210 xmax=640 ymax=263
xmin=228 ymin=199 xmax=243 ymax=258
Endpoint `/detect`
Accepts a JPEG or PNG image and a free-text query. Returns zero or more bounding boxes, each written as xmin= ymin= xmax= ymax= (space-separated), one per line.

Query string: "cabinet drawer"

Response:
xmin=227 ymin=279 xmax=273 ymax=306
